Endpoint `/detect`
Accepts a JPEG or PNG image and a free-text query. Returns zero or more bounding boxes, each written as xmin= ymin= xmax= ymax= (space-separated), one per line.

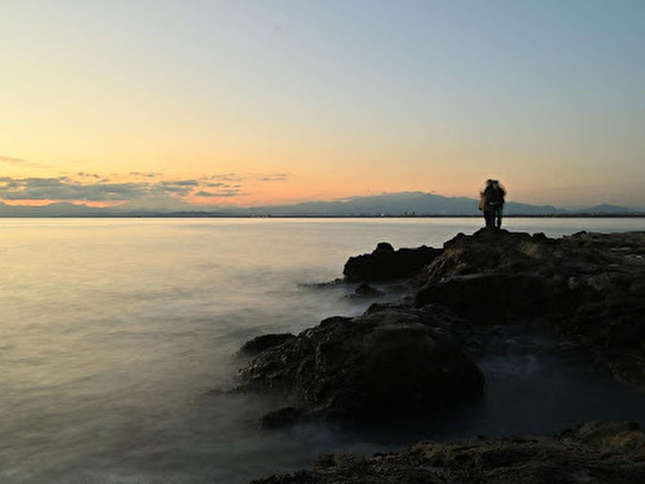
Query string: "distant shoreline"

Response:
xmin=1 ymin=214 xmax=645 ymax=219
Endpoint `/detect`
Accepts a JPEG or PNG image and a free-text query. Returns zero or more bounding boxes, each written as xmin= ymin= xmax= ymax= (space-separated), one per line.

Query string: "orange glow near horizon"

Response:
xmin=1 ymin=162 xmax=641 ymax=209
xmin=1 ymin=199 xmax=125 ymax=208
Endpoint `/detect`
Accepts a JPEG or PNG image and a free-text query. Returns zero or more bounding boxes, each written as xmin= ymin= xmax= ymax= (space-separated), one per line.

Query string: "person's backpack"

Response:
xmin=488 ymin=187 xmax=502 ymax=206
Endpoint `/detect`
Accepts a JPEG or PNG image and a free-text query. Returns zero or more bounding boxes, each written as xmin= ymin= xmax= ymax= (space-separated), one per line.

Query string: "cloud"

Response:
xmin=200 ymin=172 xmax=289 ymax=183
xmin=195 ymin=189 xmax=241 ymax=197
xmin=259 ymin=173 xmax=288 ymax=182
xmin=151 ymin=180 xmax=199 ymax=196
xmin=204 ymin=182 xmax=242 ymax=188
xmin=0 ymin=177 xmax=147 ymax=201
xmin=0 ymin=155 xmax=46 ymax=168
xmin=129 ymin=171 xmax=161 ymax=178
xmin=0 ymin=155 xmax=28 ymax=165
xmin=0 ymin=175 xmax=246 ymax=202
xmin=159 ymin=179 xmax=199 ymax=186
xmin=77 ymin=172 xmax=101 ymax=179
xmin=201 ymin=173 xmax=247 ymax=182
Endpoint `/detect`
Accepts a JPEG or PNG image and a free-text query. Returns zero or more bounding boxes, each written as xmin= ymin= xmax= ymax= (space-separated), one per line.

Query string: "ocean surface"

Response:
xmin=2 ymin=217 xmax=645 ymax=483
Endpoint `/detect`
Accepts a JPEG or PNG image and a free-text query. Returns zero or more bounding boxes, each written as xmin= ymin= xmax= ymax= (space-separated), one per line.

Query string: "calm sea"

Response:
xmin=2 ymin=217 xmax=645 ymax=483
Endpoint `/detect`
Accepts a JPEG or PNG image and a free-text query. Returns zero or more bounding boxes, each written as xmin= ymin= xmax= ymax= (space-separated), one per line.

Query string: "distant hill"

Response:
xmin=0 ymin=192 xmax=641 ymax=217
xmin=0 ymin=202 xmax=108 ymax=217
xmin=247 ymin=192 xmax=563 ymax=216
xmin=572 ymin=204 xmax=640 ymax=215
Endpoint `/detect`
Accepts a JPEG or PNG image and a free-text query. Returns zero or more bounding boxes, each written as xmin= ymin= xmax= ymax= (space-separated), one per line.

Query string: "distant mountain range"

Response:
xmin=248 ymin=193 xmax=563 ymax=216
xmin=0 ymin=192 xmax=643 ymax=217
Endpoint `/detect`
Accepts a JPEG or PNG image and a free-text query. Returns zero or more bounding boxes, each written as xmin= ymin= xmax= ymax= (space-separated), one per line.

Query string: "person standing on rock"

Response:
xmin=491 ymin=180 xmax=506 ymax=229
xmin=479 ymin=180 xmax=495 ymax=228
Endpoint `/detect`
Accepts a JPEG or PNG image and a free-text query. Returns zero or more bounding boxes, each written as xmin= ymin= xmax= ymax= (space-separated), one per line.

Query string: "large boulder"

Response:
xmin=251 ymin=420 xmax=645 ymax=483
xmin=413 ymin=229 xmax=645 ymax=388
xmin=236 ymin=306 xmax=484 ymax=423
xmin=343 ymin=242 xmax=442 ymax=282
xmin=344 ymin=283 xmax=385 ymax=300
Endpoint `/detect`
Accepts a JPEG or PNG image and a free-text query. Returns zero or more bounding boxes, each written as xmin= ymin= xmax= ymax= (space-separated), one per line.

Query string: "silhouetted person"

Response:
xmin=479 ymin=179 xmax=495 ymax=228
xmin=492 ymin=180 xmax=506 ymax=228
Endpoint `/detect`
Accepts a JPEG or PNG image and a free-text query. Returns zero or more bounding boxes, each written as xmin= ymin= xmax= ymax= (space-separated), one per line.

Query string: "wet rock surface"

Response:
xmin=343 ymin=242 xmax=442 ymax=282
xmin=241 ymin=229 xmax=645 ymax=482
xmin=239 ymin=333 xmax=296 ymax=356
xmin=345 ymin=283 xmax=385 ymax=299
xmin=251 ymin=421 xmax=645 ymax=483
xmin=236 ymin=306 xmax=484 ymax=423
xmin=414 ymin=229 xmax=645 ymax=389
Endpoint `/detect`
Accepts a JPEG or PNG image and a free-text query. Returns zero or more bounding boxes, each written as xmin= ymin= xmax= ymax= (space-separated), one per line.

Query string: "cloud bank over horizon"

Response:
xmin=1 ymin=166 xmax=644 ymax=210
xmin=0 ymin=180 xmax=643 ymax=217
xmin=0 ymin=171 xmax=292 ymax=207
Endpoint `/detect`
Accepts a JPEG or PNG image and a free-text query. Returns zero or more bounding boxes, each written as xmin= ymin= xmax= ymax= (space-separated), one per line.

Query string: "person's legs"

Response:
xmin=495 ymin=208 xmax=503 ymax=228
xmin=484 ymin=210 xmax=493 ymax=228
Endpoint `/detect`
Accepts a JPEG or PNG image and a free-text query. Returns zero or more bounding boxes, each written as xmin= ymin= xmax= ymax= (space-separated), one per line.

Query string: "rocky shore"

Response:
xmin=236 ymin=229 xmax=645 ymax=482
xmin=413 ymin=230 xmax=645 ymax=389
xmin=237 ymin=305 xmax=484 ymax=425
xmin=252 ymin=421 xmax=645 ymax=483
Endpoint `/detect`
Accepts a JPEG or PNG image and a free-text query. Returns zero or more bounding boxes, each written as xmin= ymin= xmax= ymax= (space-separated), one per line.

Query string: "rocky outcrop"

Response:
xmin=236 ymin=230 xmax=645 ymax=426
xmin=414 ymin=229 xmax=645 ymax=388
xmin=343 ymin=242 xmax=442 ymax=282
xmin=251 ymin=420 xmax=645 ymax=483
xmin=344 ymin=283 xmax=385 ymax=299
xmin=416 ymin=271 xmax=564 ymax=319
xmin=236 ymin=305 xmax=484 ymax=423
xmin=416 ymin=230 xmax=645 ymax=315
xmin=239 ymin=333 xmax=296 ymax=356
xmin=240 ymin=229 xmax=645 ymax=482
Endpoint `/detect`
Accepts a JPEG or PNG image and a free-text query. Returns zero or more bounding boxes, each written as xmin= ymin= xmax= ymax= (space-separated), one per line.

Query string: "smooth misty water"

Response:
xmin=2 ymin=217 xmax=645 ymax=483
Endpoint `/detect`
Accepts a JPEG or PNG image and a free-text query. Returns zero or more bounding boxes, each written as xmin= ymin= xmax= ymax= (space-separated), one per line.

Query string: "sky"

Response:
xmin=1 ymin=0 xmax=644 ymax=208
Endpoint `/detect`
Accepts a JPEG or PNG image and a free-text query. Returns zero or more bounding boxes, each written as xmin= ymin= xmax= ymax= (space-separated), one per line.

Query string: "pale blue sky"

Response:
xmin=1 ymin=0 xmax=644 ymax=206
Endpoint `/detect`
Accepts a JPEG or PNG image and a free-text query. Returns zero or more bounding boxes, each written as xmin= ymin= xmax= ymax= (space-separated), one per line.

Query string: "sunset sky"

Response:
xmin=2 ymin=0 xmax=644 ymax=208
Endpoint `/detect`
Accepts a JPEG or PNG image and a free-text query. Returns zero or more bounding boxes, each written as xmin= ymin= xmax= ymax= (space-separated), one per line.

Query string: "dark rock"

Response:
xmin=236 ymin=306 xmax=484 ymax=423
xmin=343 ymin=242 xmax=442 ymax=282
xmin=415 ymin=272 xmax=568 ymax=319
xmin=302 ymin=278 xmax=345 ymax=289
xmin=239 ymin=333 xmax=296 ymax=356
xmin=354 ymin=283 xmax=384 ymax=297
xmin=347 ymin=283 xmax=384 ymax=299
xmin=241 ymin=230 xmax=645 ymax=482
xmin=251 ymin=420 xmax=645 ymax=483
xmin=412 ymin=229 xmax=645 ymax=388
